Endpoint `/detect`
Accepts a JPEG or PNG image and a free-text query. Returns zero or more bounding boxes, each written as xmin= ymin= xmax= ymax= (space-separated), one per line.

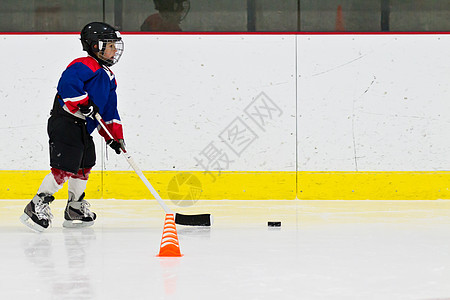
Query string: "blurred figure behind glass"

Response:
xmin=141 ymin=0 xmax=190 ymax=32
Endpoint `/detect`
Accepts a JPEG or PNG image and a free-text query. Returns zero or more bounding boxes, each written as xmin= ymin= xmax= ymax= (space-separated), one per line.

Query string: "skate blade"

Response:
xmin=63 ymin=219 xmax=94 ymax=228
xmin=20 ymin=214 xmax=45 ymax=233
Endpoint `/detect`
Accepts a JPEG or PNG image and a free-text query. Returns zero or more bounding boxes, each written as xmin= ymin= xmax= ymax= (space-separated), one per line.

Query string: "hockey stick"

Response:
xmin=94 ymin=113 xmax=212 ymax=226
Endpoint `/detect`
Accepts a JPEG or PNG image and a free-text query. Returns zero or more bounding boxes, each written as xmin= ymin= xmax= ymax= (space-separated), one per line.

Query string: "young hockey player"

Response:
xmin=20 ymin=22 xmax=125 ymax=232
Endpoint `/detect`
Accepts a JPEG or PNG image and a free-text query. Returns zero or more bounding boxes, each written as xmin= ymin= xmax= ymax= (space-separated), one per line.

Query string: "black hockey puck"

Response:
xmin=268 ymin=221 xmax=281 ymax=227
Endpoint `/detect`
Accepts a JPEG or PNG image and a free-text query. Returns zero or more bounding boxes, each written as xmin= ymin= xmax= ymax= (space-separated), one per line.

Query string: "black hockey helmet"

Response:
xmin=80 ymin=22 xmax=124 ymax=67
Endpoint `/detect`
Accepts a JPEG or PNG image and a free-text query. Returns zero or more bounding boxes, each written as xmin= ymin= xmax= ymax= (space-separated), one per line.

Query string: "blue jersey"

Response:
xmin=56 ymin=56 xmax=123 ymax=140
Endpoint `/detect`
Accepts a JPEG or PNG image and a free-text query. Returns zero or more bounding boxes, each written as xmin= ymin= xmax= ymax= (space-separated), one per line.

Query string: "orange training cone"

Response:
xmin=157 ymin=214 xmax=183 ymax=257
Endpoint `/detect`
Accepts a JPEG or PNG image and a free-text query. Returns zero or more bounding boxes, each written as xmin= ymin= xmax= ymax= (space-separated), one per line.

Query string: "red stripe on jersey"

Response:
xmin=67 ymin=56 xmax=101 ymax=73
xmin=98 ymin=121 xmax=124 ymax=141
xmin=64 ymin=94 xmax=90 ymax=114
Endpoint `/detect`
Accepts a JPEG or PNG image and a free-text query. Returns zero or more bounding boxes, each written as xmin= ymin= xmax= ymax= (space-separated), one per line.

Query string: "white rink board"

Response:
xmin=297 ymin=34 xmax=450 ymax=171
xmin=0 ymin=34 xmax=449 ymax=172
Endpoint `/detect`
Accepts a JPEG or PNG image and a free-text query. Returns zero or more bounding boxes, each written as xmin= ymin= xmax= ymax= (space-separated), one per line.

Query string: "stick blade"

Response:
xmin=175 ymin=213 xmax=213 ymax=226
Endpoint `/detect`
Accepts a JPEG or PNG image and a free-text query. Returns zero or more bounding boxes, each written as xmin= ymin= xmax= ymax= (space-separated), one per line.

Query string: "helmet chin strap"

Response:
xmin=97 ymin=53 xmax=114 ymax=66
xmin=88 ymin=43 xmax=111 ymax=67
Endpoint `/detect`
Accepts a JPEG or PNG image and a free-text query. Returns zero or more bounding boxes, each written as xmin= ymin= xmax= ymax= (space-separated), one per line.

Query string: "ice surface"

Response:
xmin=1 ymin=199 xmax=450 ymax=299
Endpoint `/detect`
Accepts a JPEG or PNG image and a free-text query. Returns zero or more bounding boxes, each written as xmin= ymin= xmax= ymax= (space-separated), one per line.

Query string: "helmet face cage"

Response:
xmin=97 ymin=38 xmax=124 ymax=67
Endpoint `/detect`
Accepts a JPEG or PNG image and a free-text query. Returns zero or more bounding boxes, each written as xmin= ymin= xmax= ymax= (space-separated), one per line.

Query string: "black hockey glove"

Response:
xmin=107 ymin=139 xmax=125 ymax=154
xmin=78 ymin=101 xmax=99 ymax=119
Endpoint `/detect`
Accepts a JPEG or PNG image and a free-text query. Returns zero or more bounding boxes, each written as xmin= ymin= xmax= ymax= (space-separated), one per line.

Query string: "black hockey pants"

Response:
xmin=48 ymin=95 xmax=96 ymax=174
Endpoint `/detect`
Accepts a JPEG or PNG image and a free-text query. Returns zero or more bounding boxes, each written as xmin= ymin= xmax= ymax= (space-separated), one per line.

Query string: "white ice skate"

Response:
xmin=20 ymin=193 xmax=55 ymax=233
xmin=63 ymin=192 xmax=96 ymax=228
